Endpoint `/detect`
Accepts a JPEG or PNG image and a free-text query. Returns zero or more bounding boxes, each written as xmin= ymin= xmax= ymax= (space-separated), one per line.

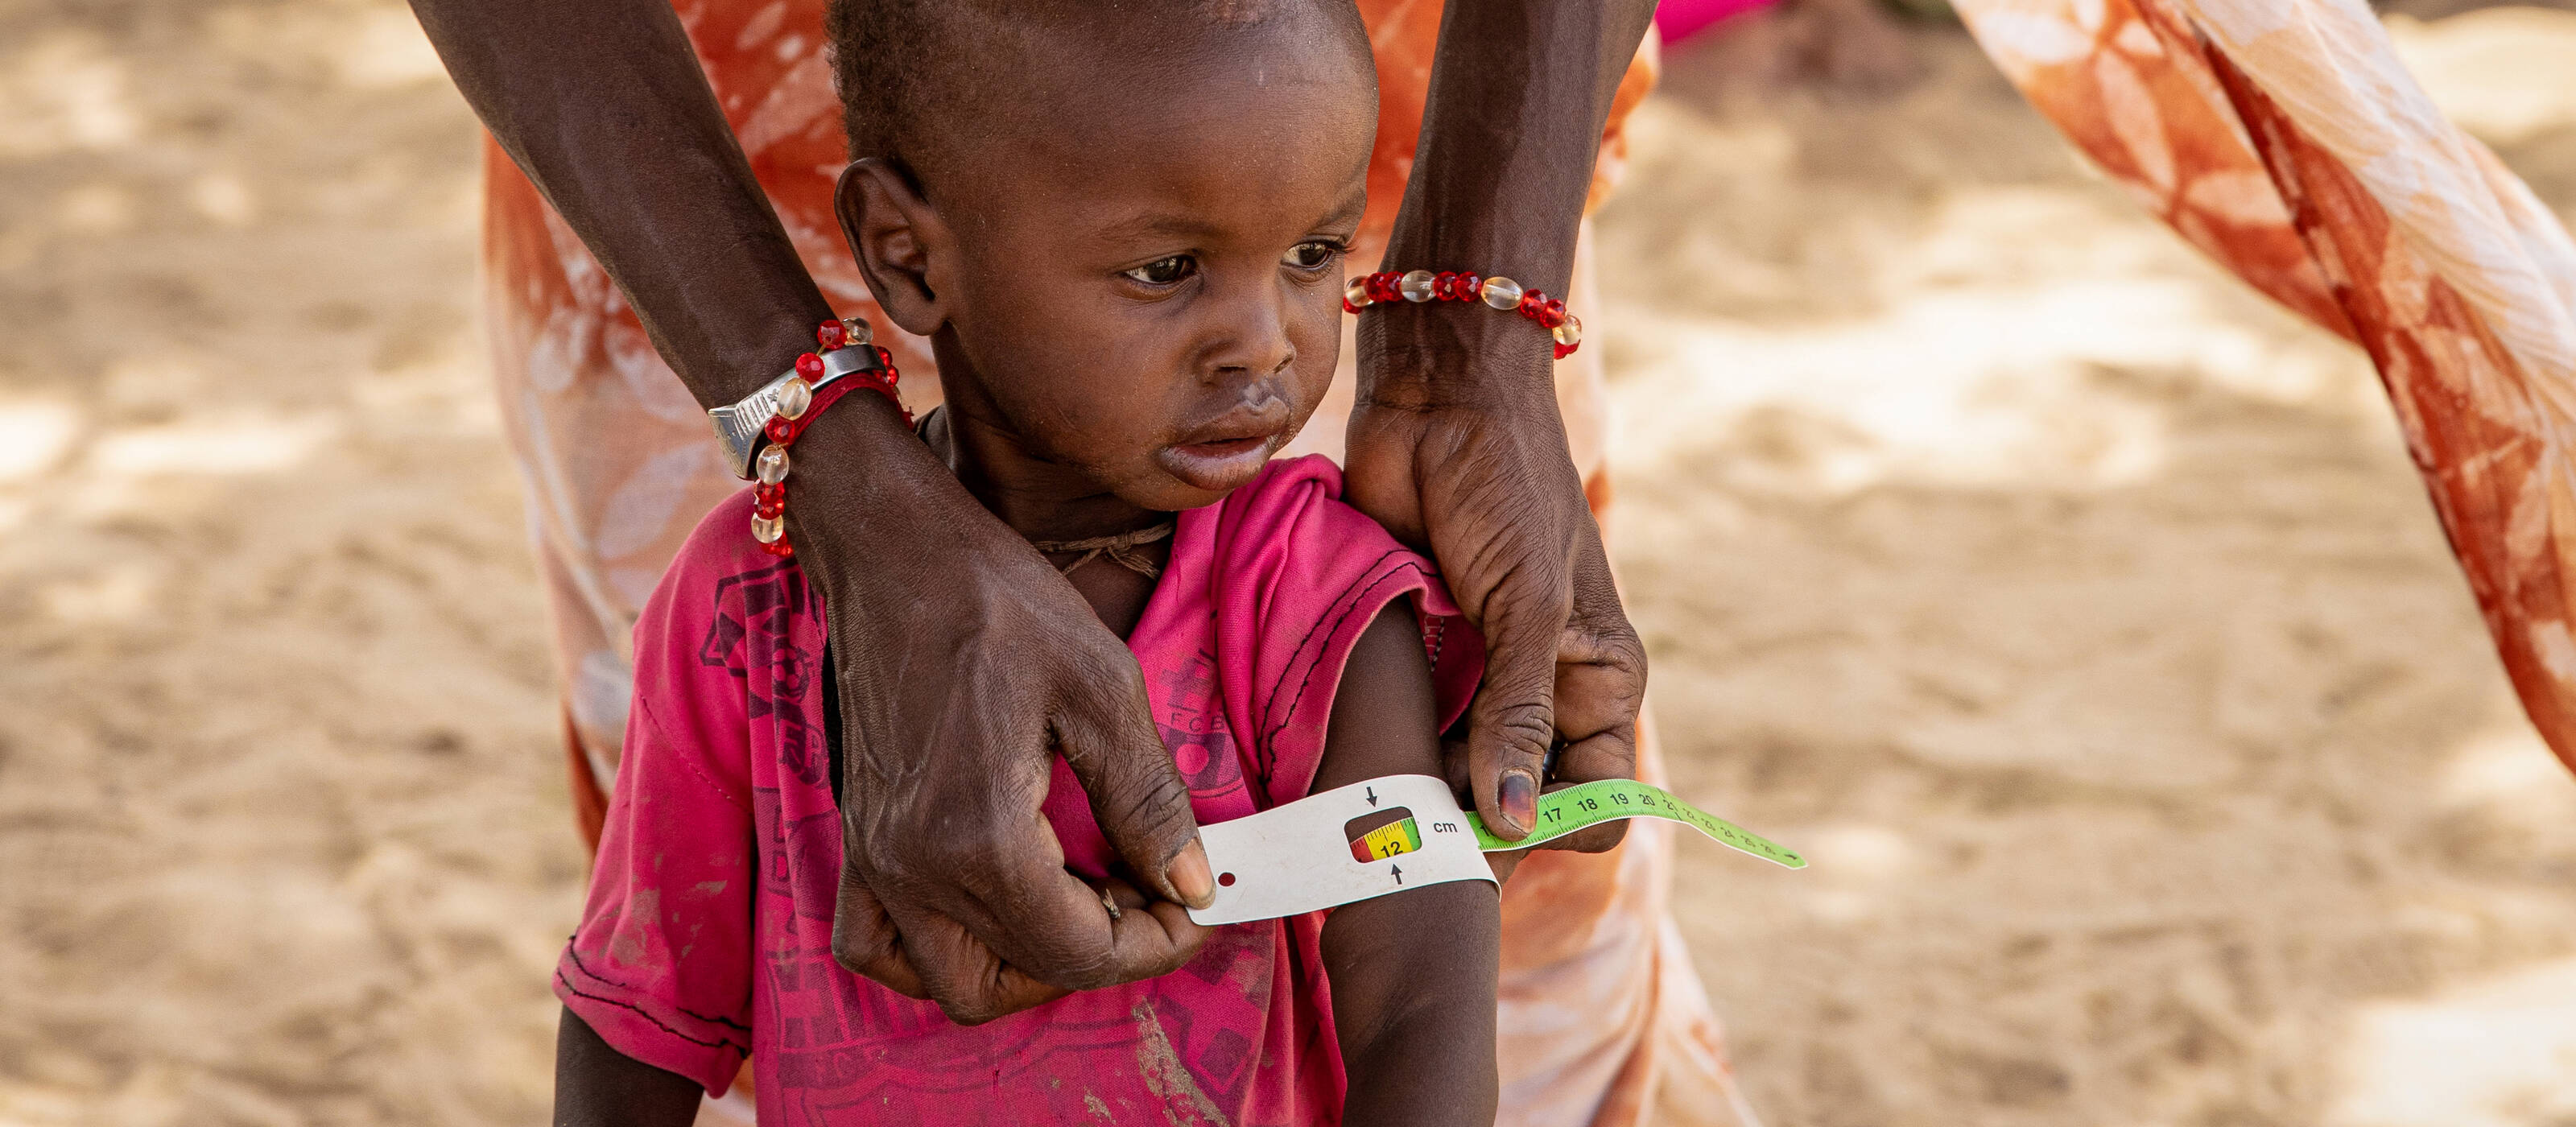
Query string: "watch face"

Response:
xmin=709 ymin=378 xmax=787 ymax=480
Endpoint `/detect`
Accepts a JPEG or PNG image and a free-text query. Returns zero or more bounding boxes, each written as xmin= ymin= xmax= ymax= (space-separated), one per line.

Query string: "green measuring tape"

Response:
xmin=1464 ymin=779 xmax=1806 ymax=869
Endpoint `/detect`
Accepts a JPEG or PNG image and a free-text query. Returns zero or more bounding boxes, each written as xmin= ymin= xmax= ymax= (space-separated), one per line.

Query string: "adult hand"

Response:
xmin=1344 ymin=305 xmax=1646 ymax=855
xmin=786 ymin=399 xmax=1214 ymax=1023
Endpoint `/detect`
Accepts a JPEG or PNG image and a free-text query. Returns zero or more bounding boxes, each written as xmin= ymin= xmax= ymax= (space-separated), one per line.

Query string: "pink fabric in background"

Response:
xmin=1654 ymin=0 xmax=1778 ymax=44
xmin=556 ymin=456 xmax=1481 ymax=1125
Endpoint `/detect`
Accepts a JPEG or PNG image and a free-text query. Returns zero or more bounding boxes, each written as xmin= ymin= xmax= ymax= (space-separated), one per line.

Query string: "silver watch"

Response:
xmin=708 ymin=335 xmax=889 ymax=481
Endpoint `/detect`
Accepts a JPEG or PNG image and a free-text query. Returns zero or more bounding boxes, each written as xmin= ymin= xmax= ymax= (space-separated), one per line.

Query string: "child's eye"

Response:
xmin=1123 ymin=255 xmax=1196 ymax=286
xmin=1282 ymin=241 xmax=1341 ymax=271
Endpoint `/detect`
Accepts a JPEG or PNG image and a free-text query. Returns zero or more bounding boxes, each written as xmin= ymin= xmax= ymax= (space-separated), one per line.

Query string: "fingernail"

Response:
xmin=1500 ymin=770 xmax=1538 ymax=835
xmin=1168 ymin=840 xmax=1215 ymax=908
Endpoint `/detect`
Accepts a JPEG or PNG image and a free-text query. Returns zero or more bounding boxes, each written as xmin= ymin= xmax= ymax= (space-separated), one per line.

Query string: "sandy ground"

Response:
xmin=5 ymin=2 xmax=2576 ymax=1124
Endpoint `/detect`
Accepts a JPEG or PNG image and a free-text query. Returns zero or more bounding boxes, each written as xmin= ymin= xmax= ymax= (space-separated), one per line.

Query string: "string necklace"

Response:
xmin=1030 ymin=521 xmax=1174 ymax=579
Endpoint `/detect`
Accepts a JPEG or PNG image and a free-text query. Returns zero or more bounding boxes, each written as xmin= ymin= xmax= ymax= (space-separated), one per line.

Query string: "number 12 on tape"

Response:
xmin=1187 ymin=774 xmax=1803 ymax=926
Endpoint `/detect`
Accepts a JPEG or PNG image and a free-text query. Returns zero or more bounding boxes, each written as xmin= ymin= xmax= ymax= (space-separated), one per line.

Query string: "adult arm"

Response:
xmin=552 ymin=1009 xmax=701 ymax=1127
xmin=407 ymin=0 xmax=1211 ymax=1022
xmin=1345 ymin=0 xmax=1658 ymax=848
xmin=1315 ymin=607 xmax=1503 ymax=1126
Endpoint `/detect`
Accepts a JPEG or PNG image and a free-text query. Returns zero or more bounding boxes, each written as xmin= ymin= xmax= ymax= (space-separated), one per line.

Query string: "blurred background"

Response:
xmin=6 ymin=0 xmax=2576 ymax=1123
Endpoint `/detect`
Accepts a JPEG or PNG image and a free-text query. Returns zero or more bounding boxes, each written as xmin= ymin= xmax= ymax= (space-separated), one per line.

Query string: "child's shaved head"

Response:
xmin=825 ymin=0 xmax=1369 ymax=183
xmin=824 ymin=0 xmax=1377 ymax=511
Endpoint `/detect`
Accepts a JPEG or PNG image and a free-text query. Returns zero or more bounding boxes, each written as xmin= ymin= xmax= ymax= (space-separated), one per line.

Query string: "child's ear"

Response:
xmin=836 ymin=159 xmax=948 ymax=338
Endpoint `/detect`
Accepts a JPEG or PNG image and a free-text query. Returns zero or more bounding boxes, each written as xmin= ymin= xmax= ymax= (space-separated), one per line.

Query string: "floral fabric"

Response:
xmin=1954 ymin=0 xmax=2576 ymax=774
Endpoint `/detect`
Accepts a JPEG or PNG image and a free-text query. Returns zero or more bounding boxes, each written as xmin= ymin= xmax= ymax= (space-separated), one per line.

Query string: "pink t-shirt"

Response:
xmin=557 ymin=455 xmax=1482 ymax=1125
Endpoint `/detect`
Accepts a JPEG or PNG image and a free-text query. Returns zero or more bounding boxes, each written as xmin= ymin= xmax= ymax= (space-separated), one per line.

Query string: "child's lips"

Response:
xmin=1179 ymin=435 xmax=1265 ymax=457
xmin=1158 ymin=433 xmax=1275 ymax=492
xmin=1163 ymin=394 xmax=1291 ymax=492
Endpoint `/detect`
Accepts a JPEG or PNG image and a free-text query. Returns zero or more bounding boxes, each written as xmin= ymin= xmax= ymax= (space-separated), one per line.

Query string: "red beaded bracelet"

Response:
xmin=749 ymin=319 xmax=910 ymax=557
xmin=1341 ymin=270 xmax=1583 ymax=360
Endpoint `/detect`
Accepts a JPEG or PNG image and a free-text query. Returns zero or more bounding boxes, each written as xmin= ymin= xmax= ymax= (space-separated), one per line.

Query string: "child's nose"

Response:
xmin=1201 ymin=277 xmax=1296 ymax=382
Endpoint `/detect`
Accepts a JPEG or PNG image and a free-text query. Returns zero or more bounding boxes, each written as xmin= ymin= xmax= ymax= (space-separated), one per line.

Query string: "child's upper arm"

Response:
xmin=1311 ymin=600 xmax=1449 ymax=794
xmin=555 ymin=691 xmax=758 ymax=1094
xmin=554 ymin=557 xmax=763 ymax=1096
xmin=1313 ymin=601 xmax=1501 ymax=1127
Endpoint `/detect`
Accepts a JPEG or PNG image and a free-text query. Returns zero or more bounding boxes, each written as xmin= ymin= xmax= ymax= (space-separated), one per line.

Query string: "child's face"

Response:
xmin=848 ymin=20 xmax=1376 ymax=512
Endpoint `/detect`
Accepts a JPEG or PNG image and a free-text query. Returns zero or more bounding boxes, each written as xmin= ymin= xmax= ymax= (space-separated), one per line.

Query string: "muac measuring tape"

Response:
xmin=1188 ymin=774 xmax=1804 ymax=926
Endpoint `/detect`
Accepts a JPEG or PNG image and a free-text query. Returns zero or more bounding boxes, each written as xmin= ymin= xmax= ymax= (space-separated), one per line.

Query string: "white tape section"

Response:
xmin=1187 ymin=774 xmax=1494 ymax=926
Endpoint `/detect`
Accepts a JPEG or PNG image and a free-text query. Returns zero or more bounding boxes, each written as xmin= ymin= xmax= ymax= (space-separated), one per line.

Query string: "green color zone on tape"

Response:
xmin=1467 ymin=779 xmax=1806 ymax=869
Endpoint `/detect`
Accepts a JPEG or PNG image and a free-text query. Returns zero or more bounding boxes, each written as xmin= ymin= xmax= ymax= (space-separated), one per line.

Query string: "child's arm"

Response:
xmin=554 ymin=1007 xmax=703 ymax=1127
xmin=1315 ymin=605 xmax=1504 ymax=1127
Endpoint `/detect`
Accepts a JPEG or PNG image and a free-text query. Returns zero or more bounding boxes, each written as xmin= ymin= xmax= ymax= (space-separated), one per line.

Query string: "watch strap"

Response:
xmin=709 ymin=344 xmax=890 ymax=479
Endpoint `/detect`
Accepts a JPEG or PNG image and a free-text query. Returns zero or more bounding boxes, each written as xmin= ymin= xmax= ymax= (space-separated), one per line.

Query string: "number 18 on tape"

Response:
xmin=1188 ymin=774 xmax=1803 ymax=926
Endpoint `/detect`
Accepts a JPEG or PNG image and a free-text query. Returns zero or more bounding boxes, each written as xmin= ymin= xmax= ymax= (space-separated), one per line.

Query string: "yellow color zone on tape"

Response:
xmin=1351 ymin=817 xmax=1422 ymax=862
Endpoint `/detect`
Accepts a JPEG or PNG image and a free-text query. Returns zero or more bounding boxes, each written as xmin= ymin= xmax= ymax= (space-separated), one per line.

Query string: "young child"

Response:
xmin=551 ymin=2 xmax=1503 ymax=1124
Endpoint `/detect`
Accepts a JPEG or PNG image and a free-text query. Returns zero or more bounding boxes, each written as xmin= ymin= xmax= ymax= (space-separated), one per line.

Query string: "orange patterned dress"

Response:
xmin=1951 ymin=0 xmax=2576 ymax=778
xmin=481 ymin=3 xmax=1747 ymax=1125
